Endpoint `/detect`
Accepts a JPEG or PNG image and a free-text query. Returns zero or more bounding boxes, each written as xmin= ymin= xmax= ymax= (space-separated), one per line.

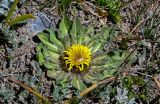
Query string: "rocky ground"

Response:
xmin=0 ymin=0 xmax=160 ymax=103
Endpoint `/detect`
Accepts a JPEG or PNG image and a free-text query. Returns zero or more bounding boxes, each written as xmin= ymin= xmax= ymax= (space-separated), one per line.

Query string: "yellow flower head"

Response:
xmin=64 ymin=44 xmax=91 ymax=72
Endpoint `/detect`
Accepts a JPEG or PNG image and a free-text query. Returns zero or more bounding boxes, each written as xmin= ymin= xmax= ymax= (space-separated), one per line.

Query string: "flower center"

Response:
xmin=63 ymin=44 xmax=91 ymax=72
xmin=74 ymin=54 xmax=84 ymax=63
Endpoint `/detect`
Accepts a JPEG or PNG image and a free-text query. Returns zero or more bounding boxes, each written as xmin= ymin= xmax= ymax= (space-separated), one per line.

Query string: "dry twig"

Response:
xmin=80 ymin=77 xmax=116 ymax=97
xmin=6 ymin=77 xmax=51 ymax=103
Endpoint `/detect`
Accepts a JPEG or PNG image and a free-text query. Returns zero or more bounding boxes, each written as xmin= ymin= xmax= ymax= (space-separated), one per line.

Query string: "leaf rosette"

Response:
xmin=36 ymin=16 xmax=126 ymax=90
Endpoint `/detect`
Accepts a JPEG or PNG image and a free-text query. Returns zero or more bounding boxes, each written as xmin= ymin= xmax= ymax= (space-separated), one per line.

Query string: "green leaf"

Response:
xmin=97 ymin=0 xmax=122 ymax=22
xmin=88 ymin=41 xmax=101 ymax=53
xmin=47 ymin=69 xmax=57 ymax=79
xmin=49 ymin=29 xmax=64 ymax=51
xmin=36 ymin=43 xmax=44 ymax=64
xmin=59 ymin=15 xmax=71 ymax=39
xmin=104 ymin=60 xmax=119 ymax=69
xmin=42 ymin=48 xmax=59 ymax=65
xmin=70 ymin=18 xmax=81 ymax=44
xmin=59 ymin=0 xmax=73 ymax=12
xmin=44 ymin=62 xmax=57 ymax=70
xmin=85 ymin=25 xmax=94 ymax=35
xmin=100 ymin=69 xmax=116 ymax=79
xmin=87 ymin=40 xmax=95 ymax=49
xmin=112 ymin=51 xmax=125 ymax=60
xmin=56 ymin=71 xmax=68 ymax=81
xmin=48 ymin=51 xmax=59 ymax=60
xmin=38 ymin=33 xmax=59 ymax=53
xmin=91 ymin=42 xmax=101 ymax=53
xmin=92 ymin=53 xmax=107 ymax=62
xmin=77 ymin=34 xmax=83 ymax=44
xmin=102 ymin=28 xmax=110 ymax=40
xmin=5 ymin=0 xmax=19 ymax=23
xmin=9 ymin=14 xmax=36 ymax=26
xmin=77 ymin=25 xmax=85 ymax=44
xmin=98 ymin=68 xmax=117 ymax=80
xmin=83 ymin=74 xmax=96 ymax=83
xmin=63 ymin=34 xmax=71 ymax=49
xmin=81 ymin=35 xmax=91 ymax=45
xmin=42 ymin=48 xmax=49 ymax=58
xmin=72 ymin=76 xmax=86 ymax=91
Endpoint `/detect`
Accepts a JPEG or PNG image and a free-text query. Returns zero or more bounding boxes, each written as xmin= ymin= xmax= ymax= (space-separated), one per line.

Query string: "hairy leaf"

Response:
xmin=44 ymin=62 xmax=57 ymax=70
xmin=70 ymin=18 xmax=81 ymax=44
xmin=59 ymin=15 xmax=71 ymax=39
xmin=72 ymin=76 xmax=86 ymax=91
xmin=48 ymin=29 xmax=64 ymax=51
xmin=38 ymin=33 xmax=59 ymax=53
xmin=36 ymin=43 xmax=44 ymax=64
xmin=47 ymin=69 xmax=56 ymax=79
xmin=91 ymin=42 xmax=101 ymax=53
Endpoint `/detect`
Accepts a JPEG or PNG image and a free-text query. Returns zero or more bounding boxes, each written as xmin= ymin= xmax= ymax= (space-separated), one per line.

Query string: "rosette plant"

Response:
xmin=36 ymin=16 xmax=126 ymax=90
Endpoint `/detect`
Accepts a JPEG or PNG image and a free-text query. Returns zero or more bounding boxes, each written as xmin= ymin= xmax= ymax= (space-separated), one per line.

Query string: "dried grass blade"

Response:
xmin=153 ymin=76 xmax=160 ymax=90
xmin=6 ymin=77 xmax=50 ymax=103
xmin=80 ymin=77 xmax=116 ymax=97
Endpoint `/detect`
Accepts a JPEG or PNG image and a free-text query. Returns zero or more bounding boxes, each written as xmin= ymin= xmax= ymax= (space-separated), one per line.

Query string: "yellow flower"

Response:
xmin=64 ymin=44 xmax=91 ymax=72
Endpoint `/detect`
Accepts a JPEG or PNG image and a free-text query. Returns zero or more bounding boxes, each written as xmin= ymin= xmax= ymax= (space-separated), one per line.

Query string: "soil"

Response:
xmin=0 ymin=0 xmax=160 ymax=103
